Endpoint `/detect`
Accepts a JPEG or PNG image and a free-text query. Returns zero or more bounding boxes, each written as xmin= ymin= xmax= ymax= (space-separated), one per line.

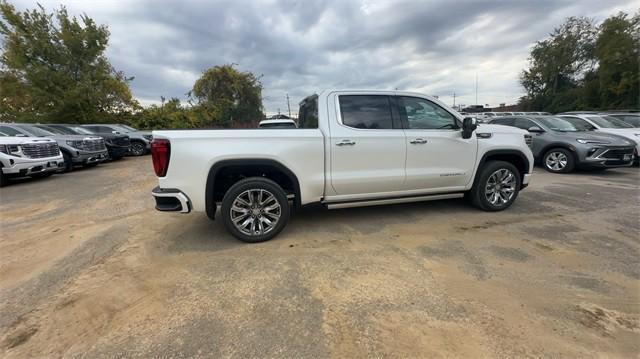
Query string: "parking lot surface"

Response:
xmin=0 ymin=157 xmax=639 ymax=357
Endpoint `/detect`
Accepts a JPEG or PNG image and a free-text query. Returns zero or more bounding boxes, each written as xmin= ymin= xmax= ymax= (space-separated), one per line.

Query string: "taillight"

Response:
xmin=151 ymin=139 xmax=170 ymax=177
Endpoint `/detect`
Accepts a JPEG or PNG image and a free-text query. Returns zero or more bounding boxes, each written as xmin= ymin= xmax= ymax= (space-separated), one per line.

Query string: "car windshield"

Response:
xmin=609 ymin=115 xmax=640 ymax=127
xmin=588 ymin=115 xmax=634 ymax=129
xmin=42 ymin=125 xmax=78 ymax=135
xmin=70 ymin=126 xmax=95 ymax=134
xmin=559 ymin=117 xmax=596 ymax=131
xmin=18 ymin=125 xmax=54 ymax=136
xmin=536 ymin=117 xmax=587 ymax=132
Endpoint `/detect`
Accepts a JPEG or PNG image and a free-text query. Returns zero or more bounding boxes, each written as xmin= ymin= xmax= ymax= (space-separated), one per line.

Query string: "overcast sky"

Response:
xmin=10 ymin=0 xmax=640 ymax=114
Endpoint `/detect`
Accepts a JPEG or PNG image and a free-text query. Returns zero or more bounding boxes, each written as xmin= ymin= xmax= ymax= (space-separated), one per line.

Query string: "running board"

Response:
xmin=324 ymin=193 xmax=464 ymax=210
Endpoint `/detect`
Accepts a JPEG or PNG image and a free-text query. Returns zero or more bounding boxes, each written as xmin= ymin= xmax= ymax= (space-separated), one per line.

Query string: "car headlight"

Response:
xmin=0 ymin=144 xmax=25 ymax=157
xmin=576 ymin=139 xmax=610 ymax=144
xmin=66 ymin=140 xmax=84 ymax=149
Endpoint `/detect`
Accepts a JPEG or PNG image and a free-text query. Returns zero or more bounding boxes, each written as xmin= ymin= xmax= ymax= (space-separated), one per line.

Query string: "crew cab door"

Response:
xmin=328 ymin=94 xmax=406 ymax=195
xmin=398 ymin=96 xmax=477 ymax=190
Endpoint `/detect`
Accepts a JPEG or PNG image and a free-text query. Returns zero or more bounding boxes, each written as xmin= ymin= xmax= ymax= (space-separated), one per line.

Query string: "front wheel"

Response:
xmin=221 ymin=177 xmax=290 ymax=243
xmin=469 ymin=160 xmax=521 ymax=211
xmin=543 ymin=148 xmax=575 ymax=173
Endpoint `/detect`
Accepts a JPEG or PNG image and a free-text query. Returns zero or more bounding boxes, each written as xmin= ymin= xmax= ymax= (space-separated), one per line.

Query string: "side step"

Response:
xmin=324 ymin=193 xmax=464 ymax=210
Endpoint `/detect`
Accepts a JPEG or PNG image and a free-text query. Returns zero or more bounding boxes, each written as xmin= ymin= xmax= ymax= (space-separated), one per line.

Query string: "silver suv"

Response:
xmin=0 ymin=123 xmax=108 ymax=172
xmin=489 ymin=116 xmax=635 ymax=173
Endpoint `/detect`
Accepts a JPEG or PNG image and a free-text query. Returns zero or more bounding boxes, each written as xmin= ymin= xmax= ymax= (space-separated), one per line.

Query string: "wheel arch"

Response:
xmin=205 ymin=159 xmax=301 ymax=220
xmin=475 ymin=150 xmax=530 ymax=188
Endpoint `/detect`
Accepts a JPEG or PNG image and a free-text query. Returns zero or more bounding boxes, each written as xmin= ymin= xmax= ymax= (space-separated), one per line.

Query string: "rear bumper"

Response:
xmin=2 ymin=156 xmax=65 ymax=176
xmin=152 ymin=186 xmax=191 ymax=213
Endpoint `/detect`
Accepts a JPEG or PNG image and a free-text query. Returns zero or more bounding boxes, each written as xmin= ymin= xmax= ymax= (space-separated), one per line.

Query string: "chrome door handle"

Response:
xmin=336 ymin=140 xmax=356 ymax=146
xmin=410 ymin=138 xmax=427 ymax=144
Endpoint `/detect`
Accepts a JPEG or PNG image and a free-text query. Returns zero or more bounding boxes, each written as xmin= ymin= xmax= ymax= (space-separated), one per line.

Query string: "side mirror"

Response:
xmin=462 ymin=117 xmax=477 ymax=139
xmin=528 ymin=126 xmax=544 ymax=133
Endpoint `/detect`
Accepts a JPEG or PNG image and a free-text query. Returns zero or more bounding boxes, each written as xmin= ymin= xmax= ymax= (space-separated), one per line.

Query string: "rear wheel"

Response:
xmin=469 ymin=160 xmax=521 ymax=211
xmin=543 ymin=148 xmax=575 ymax=173
xmin=221 ymin=177 xmax=290 ymax=243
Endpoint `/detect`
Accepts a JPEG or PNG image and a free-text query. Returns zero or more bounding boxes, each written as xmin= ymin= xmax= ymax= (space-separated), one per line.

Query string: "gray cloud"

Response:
xmin=10 ymin=0 xmax=640 ymax=113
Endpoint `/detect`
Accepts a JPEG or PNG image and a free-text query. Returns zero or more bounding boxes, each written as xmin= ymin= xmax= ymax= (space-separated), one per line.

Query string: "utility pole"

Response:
xmin=453 ymin=91 xmax=456 ymax=108
xmin=475 ymin=73 xmax=478 ymax=106
xmin=286 ymin=93 xmax=291 ymax=118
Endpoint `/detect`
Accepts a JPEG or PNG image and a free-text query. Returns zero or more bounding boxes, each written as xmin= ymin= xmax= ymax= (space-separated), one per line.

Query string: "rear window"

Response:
xmin=339 ymin=95 xmax=393 ymax=129
xmin=298 ymin=95 xmax=318 ymax=129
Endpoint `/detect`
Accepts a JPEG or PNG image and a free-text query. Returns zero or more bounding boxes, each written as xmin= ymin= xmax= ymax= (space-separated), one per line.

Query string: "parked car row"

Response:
xmin=487 ymin=112 xmax=640 ymax=173
xmin=0 ymin=123 xmax=152 ymax=187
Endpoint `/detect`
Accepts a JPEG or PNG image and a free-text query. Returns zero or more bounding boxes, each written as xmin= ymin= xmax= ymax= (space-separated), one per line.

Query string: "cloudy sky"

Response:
xmin=10 ymin=0 xmax=640 ymax=114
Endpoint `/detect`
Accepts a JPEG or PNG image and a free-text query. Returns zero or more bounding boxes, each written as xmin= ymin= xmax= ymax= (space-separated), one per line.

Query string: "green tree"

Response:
xmin=594 ymin=12 xmax=640 ymax=109
xmin=190 ymin=64 xmax=263 ymax=127
xmin=520 ymin=17 xmax=597 ymax=112
xmin=0 ymin=2 xmax=138 ymax=122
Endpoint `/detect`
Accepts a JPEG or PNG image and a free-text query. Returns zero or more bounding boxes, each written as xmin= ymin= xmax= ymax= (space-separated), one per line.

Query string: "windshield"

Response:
xmin=588 ymin=115 xmax=634 ymax=129
xmin=559 ymin=117 xmax=596 ymax=131
xmin=536 ymin=117 xmax=588 ymax=132
xmin=40 ymin=125 xmax=78 ymax=135
xmin=70 ymin=126 xmax=94 ymax=134
xmin=17 ymin=125 xmax=54 ymax=136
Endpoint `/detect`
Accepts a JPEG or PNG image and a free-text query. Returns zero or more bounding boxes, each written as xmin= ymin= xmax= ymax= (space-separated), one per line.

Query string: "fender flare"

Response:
xmin=205 ymin=158 xmax=301 ymax=220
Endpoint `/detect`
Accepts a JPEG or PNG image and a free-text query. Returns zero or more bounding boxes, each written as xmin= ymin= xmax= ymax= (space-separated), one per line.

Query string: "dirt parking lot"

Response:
xmin=0 ymin=156 xmax=639 ymax=357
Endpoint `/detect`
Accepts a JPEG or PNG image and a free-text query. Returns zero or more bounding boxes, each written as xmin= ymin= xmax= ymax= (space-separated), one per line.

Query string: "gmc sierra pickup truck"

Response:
xmin=151 ymin=90 xmax=534 ymax=242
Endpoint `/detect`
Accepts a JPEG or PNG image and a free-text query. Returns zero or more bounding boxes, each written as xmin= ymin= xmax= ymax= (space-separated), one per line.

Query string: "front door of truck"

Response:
xmin=398 ymin=96 xmax=477 ymax=191
xmin=329 ymin=94 xmax=406 ymax=195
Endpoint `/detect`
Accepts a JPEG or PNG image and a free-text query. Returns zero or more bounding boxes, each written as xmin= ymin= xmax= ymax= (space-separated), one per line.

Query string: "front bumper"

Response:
xmin=2 ymin=156 xmax=65 ymax=176
xmin=580 ymin=146 xmax=635 ymax=168
xmin=72 ymin=150 xmax=109 ymax=164
xmin=152 ymin=186 xmax=191 ymax=213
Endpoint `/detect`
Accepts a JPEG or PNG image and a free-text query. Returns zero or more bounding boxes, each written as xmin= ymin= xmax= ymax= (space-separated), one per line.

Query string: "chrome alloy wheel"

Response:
xmin=230 ymin=189 xmax=282 ymax=236
xmin=484 ymin=168 xmax=517 ymax=206
xmin=545 ymin=151 xmax=568 ymax=171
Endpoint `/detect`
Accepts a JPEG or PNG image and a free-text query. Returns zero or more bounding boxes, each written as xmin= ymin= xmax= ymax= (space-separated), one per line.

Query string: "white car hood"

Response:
xmin=597 ymin=128 xmax=640 ymax=146
xmin=0 ymin=137 xmax=57 ymax=145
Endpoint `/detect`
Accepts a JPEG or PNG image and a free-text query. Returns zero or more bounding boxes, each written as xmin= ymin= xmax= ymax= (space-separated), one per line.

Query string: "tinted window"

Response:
xmin=513 ymin=118 xmax=536 ymax=130
xmin=298 ymin=95 xmax=318 ymax=129
xmin=398 ymin=97 xmax=457 ymax=130
xmin=339 ymin=95 xmax=393 ymax=129
xmin=0 ymin=125 xmax=24 ymax=136
xmin=85 ymin=125 xmax=114 ymax=133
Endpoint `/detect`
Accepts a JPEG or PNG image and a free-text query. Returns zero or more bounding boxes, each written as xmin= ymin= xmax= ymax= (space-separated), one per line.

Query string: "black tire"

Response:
xmin=30 ymin=172 xmax=54 ymax=179
xmin=0 ymin=165 xmax=7 ymax=187
xmin=129 ymin=141 xmax=146 ymax=156
xmin=62 ymin=152 xmax=73 ymax=172
xmin=220 ymin=177 xmax=290 ymax=243
xmin=469 ymin=160 xmax=521 ymax=211
xmin=542 ymin=148 xmax=575 ymax=173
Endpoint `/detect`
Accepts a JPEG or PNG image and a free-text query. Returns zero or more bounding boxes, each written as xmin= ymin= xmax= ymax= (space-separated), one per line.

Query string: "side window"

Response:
xmin=513 ymin=118 xmax=535 ymax=130
xmin=0 ymin=125 xmax=25 ymax=136
xmin=339 ymin=95 xmax=393 ymax=129
xmin=88 ymin=126 xmax=113 ymax=133
xmin=298 ymin=95 xmax=318 ymax=129
xmin=398 ymin=97 xmax=457 ymax=130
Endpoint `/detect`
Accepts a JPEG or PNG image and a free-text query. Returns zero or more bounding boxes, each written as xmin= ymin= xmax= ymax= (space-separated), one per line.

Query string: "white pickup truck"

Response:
xmin=151 ymin=90 xmax=534 ymax=242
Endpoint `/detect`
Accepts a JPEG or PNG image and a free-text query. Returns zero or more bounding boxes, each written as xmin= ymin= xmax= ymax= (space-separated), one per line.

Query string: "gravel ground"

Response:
xmin=0 ymin=156 xmax=639 ymax=358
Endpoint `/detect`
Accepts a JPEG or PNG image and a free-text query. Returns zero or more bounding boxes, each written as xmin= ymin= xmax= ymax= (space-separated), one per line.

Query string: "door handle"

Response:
xmin=410 ymin=138 xmax=427 ymax=144
xmin=336 ymin=140 xmax=356 ymax=146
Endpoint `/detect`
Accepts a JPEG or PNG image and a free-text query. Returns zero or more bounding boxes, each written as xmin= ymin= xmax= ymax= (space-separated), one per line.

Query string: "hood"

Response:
xmin=45 ymin=134 xmax=103 ymax=141
xmin=597 ymin=128 xmax=640 ymax=146
xmin=476 ymin=124 xmax=528 ymax=135
xmin=0 ymin=136 xmax=56 ymax=145
xmin=552 ymin=130 xmax=635 ymax=145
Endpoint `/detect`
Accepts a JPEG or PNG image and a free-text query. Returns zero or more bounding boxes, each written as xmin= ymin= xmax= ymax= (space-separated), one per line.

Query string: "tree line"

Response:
xmin=520 ymin=12 xmax=639 ymax=112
